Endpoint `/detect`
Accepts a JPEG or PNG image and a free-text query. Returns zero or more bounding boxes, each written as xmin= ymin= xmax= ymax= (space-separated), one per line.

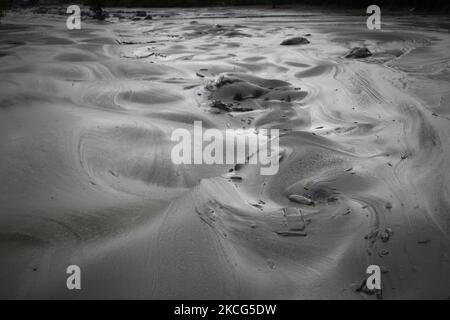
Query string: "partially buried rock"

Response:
xmin=276 ymin=231 xmax=307 ymax=237
xmin=288 ymin=194 xmax=314 ymax=206
xmin=135 ymin=11 xmax=147 ymax=17
xmin=345 ymin=47 xmax=372 ymax=59
xmin=281 ymin=37 xmax=310 ymax=46
xmin=210 ymin=100 xmax=232 ymax=112
xmin=379 ymin=228 xmax=393 ymax=243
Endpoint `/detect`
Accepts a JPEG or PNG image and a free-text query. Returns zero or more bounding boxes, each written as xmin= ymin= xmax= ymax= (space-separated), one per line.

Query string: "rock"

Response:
xmin=345 ymin=47 xmax=372 ymax=59
xmin=284 ymin=207 xmax=306 ymax=231
xmin=281 ymin=37 xmax=310 ymax=46
xmin=276 ymin=231 xmax=307 ymax=237
xmin=356 ymin=278 xmax=382 ymax=298
xmin=91 ymin=9 xmax=107 ymax=21
xmin=288 ymin=194 xmax=314 ymax=206
xmin=144 ymin=15 xmax=153 ymax=20
xmin=33 ymin=7 xmax=48 ymax=14
xmin=380 ymin=230 xmax=390 ymax=242
xmin=135 ymin=11 xmax=147 ymax=17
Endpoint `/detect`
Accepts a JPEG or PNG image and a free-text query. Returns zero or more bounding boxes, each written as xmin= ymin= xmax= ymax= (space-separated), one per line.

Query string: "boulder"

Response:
xmin=345 ymin=47 xmax=372 ymax=58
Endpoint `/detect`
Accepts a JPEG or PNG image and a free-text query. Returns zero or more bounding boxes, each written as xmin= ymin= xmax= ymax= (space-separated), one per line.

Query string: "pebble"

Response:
xmin=345 ymin=47 xmax=372 ymax=59
xmin=288 ymin=194 xmax=314 ymax=206
xmin=281 ymin=37 xmax=310 ymax=46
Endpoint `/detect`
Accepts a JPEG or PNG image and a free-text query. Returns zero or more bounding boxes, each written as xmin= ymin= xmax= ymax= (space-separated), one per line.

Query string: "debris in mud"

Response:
xmin=288 ymin=194 xmax=314 ymax=206
xmin=280 ymin=37 xmax=310 ymax=46
xmin=401 ymin=153 xmax=409 ymax=160
xmin=211 ymin=75 xmax=236 ymax=88
xmin=284 ymin=207 xmax=307 ymax=231
xmin=209 ymin=100 xmax=253 ymax=113
xmin=233 ymin=92 xmax=243 ymax=101
xmin=385 ymin=202 xmax=393 ymax=210
xmin=345 ymin=47 xmax=372 ymax=59
xmin=275 ymin=231 xmax=307 ymax=237
xmin=210 ymin=100 xmax=233 ymax=112
xmin=109 ymin=170 xmax=118 ymax=177
xmin=249 ymin=202 xmax=263 ymax=210
xmin=365 ymin=229 xmax=379 ymax=240
xmin=378 ymin=249 xmax=389 ymax=257
xmin=134 ymin=11 xmax=147 ymax=17
xmin=90 ymin=6 xmax=108 ymax=21
xmin=327 ymin=197 xmax=339 ymax=203
xmin=418 ymin=239 xmax=431 ymax=245
xmin=196 ymin=72 xmax=205 ymax=78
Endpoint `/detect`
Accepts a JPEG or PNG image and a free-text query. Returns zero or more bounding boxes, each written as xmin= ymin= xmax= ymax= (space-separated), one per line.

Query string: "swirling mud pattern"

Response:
xmin=1 ymin=7 xmax=450 ymax=299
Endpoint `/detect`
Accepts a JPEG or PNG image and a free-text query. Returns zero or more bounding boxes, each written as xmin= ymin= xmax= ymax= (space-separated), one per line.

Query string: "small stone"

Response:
xmin=380 ymin=266 xmax=389 ymax=274
xmin=288 ymin=194 xmax=314 ymax=206
xmin=281 ymin=37 xmax=310 ymax=46
xmin=380 ymin=228 xmax=393 ymax=242
xmin=345 ymin=47 xmax=372 ymax=59
xmin=135 ymin=11 xmax=147 ymax=17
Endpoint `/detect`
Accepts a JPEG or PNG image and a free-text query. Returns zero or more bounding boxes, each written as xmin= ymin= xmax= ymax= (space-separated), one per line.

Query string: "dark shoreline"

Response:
xmin=2 ymin=0 xmax=450 ymax=14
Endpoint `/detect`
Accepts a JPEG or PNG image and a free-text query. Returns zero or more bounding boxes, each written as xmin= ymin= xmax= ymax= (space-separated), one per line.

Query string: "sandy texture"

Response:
xmin=1 ymin=7 xmax=450 ymax=299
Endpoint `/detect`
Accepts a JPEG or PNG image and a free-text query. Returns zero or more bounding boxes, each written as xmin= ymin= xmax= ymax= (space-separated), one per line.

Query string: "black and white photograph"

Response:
xmin=0 ymin=0 xmax=450 ymax=303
